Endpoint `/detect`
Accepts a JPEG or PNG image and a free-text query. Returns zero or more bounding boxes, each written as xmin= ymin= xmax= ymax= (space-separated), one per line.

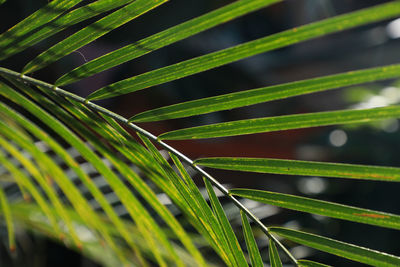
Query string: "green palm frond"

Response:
xmin=1 ymin=1 xmax=400 ymax=266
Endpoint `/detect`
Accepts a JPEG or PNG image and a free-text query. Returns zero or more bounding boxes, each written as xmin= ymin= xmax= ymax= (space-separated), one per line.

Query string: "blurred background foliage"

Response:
xmin=1 ymin=0 xmax=400 ymax=266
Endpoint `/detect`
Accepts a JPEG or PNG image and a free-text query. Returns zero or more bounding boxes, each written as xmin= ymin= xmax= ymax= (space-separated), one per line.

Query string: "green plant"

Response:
xmin=1 ymin=0 xmax=400 ymax=266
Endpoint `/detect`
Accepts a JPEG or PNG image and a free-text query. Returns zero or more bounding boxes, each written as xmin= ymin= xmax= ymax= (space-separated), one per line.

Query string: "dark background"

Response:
xmin=1 ymin=0 xmax=400 ymax=266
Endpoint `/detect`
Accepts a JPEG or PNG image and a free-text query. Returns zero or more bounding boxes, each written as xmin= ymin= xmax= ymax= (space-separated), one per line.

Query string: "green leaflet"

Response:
xmin=159 ymin=105 xmax=400 ymax=140
xmin=195 ymin=157 xmax=400 ymax=182
xmin=270 ymin=227 xmax=400 ymax=267
xmin=297 ymin=260 xmax=331 ymax=267
xmin=204 ymin=179 xmax=248 ymax=267
xmin=56 ymin=0 xmax=281 ymax=86
xmin=0 ymin=186 xmax=14 ymax=252
xmin=130 ymin=64 xmax=400 ymax=122
xmin=0 ymin=0 xmax=135 ymax=59
xmin=22 ymin=0 xmax=167 ymax=74
xmin=0 ymin=0 xmax=83 ymax=57
xmin=230 ymin=188 xmax=400 ymax=230
xmin=86 ymin=1 xmax=400 ymax=101
xmin=240 ymin=211 xmax=263 ymax=267
xmin=268 ymin=239 xmax=283 ymax=267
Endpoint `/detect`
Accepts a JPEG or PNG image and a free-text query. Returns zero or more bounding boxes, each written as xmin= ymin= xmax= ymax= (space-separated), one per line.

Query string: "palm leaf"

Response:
xmin=1 ymin=1 xmax=400 ymax=266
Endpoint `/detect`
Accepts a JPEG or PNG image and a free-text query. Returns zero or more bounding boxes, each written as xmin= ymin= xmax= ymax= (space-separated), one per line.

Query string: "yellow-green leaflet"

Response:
xmin=0 ymin=187 xmax=14 ymax=252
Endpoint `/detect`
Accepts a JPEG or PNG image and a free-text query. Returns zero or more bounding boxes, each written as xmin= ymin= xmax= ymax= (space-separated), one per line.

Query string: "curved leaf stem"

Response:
xmin=0 ymin=66 xmax=298 ymax=266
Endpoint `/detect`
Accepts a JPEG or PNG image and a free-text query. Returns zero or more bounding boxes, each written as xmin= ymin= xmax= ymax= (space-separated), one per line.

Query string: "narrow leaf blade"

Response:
xmin=0 ymin=187 xmax=15 ymax=252
xmin=204 ymin=179 xmax=248 ymax=267
xmin=230 ymin=188 xmax=400 ymax=230
xmin=195 ymin=157 xmax=400 ymax=182
xmin=159 ymin=106 xmax=400 ymax=140
xmin=240 ymin=211 xmax=263 ymax=267
xmin=269 ymin=239 xmax=283 ymax=267
xmin=270 ymin=227 xmax=400 ymax=267
xmin=297 ymin=260 xmax=331 ymax=267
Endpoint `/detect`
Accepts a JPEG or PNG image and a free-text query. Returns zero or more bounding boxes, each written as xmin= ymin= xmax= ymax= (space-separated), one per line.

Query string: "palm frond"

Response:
xmin=1 ymin=1 xmax=400 ymax=266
